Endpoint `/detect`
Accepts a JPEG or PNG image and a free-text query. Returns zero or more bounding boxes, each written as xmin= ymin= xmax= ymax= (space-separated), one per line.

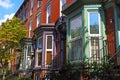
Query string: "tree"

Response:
xmin=0 ymin=17 xmax=26 ymax=80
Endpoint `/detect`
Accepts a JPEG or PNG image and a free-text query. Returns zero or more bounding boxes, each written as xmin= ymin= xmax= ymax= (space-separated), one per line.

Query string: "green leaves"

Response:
xmin=0 ymin=17 xmax=26 ymax=69
xmin=0 ymin=17 xmax=26 ymax=43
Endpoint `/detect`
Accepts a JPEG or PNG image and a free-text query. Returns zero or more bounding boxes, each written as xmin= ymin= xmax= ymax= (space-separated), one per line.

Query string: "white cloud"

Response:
xmin=0 ymin=0 xmax=13 ymax=9
xmin=0 ymin=13 xmax=14 ymax=25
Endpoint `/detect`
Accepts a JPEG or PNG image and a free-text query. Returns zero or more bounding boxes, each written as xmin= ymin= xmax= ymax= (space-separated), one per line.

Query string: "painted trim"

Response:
xmin=88 ymin=12 xmax=102 ymax=59
xmin=66 ymin=4 xmax=106 ymax=63
xmin=44 ymin=32 xmax=54 ymax=67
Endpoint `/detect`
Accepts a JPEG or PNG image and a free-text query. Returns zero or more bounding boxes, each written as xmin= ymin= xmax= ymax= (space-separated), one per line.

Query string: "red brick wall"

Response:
xmin=25 ymin=0 xmax=41 ymax=37
xmin=41 ymin=0 xmax=60 ymax=23
xmin=105 ymin=6 xmax=116 ymax=56
xmin=66 ymin=0 xmax=74 ymax=5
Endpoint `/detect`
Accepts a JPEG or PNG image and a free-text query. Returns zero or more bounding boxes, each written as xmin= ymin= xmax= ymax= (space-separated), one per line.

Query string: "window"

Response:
xmin=37 ymin=37 xmax=42 ymax=49
xmin=37 ymin=37 xmax=42 ymax=66
xmin=118 ymin=7 xmax=120 ymax=30
xmin=25 ymin=9 xmax=28 ymax=19
xmin=38 ymin=0 xmax=41 ymax=8
xmin=31 ymin=0 xmax=34 ymax=9
xmin=38 ymin=52 xmax=42 ymax=66
xmin=89 ymin=13 xmax=99 ymax=34
xmin=46 ymin=5 xmax=51 ymax=23
xmin=30 ymin=0 xmax=34 ymax=16
xmin=24 ymin=45 xmax=32 ymax=68
xmin=27 ymin=57 xmax=31 ymax=68
xmin=46 ymin=35 xmax=53 ymax=65
xmin=88 ymin=12 xmax=102 ymax=61
xmin=29 ymin=21 xmax=32 ymax=37
xmin=28 ymin=45 xmax=32 ymax=56
xmin=37 ymin=15 xmax=40 ymax=27
xmin=70 ymin=15 xmax=83 ymax=62
xmin=60 ymin=0 xmax=66 ymax=16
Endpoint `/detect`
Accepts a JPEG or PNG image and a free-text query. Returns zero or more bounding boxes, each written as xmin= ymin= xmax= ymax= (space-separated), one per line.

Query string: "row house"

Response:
xmin=14 ymin=0 xmax=69 ymax=79
xmin=32 ymin=0 xmax=68 ymax=79
xmin=62 ymin=0 xmax=120 ymax=79
xmin=15 ymin=0 xmax=41 ymax=78
xmin=12 ymin=0 xmax=120 ymax=80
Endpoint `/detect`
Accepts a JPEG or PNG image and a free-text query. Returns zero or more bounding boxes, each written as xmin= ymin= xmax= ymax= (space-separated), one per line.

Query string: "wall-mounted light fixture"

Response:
xmin=110 ymin=18 xmax=114 ymax=23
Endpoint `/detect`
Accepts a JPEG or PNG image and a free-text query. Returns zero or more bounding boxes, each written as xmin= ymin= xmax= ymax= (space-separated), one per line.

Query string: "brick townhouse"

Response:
xmin=14 ymin=0 xmax=71 ymax=79
xmin=9 ymin=0 xmax=120 ymax=80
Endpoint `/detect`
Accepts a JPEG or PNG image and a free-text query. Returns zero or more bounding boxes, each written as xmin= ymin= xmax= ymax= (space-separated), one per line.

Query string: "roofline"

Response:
xmin=14 ymin=0 xmax=28 ymax=17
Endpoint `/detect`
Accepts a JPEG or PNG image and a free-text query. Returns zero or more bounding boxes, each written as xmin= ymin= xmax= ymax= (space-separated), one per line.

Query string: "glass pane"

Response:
xmin=90 ymin=37 xmax=100 ymax=60
xmin=46 ymin=51 xmax=52 ymax=65
xmin=70 ymin=15 xmax=82 ymax=38
xmin=70 ymin=38 xmax=82 ymax=61
xmin=38 ymin=52 xmax=42 ymax=65
xmin=28 ymin=45 xmax=31 ymax=55
xmin=89 ymin=13 xmax=99 ymax=34
xmin=37 ymin=16 xmax=40 ymax=26
xmin=47 ymin=36 xmax=52 ymax=49
xmin=38 ymin=38 xmax=42 ymax=49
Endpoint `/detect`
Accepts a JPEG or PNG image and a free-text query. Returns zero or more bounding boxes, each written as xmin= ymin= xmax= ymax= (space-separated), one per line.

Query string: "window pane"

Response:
xmin=47 ymin=36 xmax=52 ymax=49
xmin=70 ymin=15 xmax=82 ymax=38
xmin=38 ymin=38 xmax=42 ymax=49
xmin=46 ymin=51 xmax=52 ymax=65
xmin=31 ymin=0 xmax=34 ymax=9
xmin=37 ymin=15 xmax=40 ymax=27
xmin=38 ymin=52 xmax=42 ymax=66
xmin=28 ymin=45 xmax=32 ymax=56
xmin=29 ymin=22 xmax=32 ymax=37
xmin=70 ymin=38 xmax=82 ymax=61
xmin=47 ymin=5 xmax=51 ymax=23
xmin=89 ymin=13 xmax=99 ymax=34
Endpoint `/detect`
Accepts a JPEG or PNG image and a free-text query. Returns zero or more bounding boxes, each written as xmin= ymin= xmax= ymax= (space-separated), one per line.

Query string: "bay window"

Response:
xmin=38 ymin=0 xmax=41 ymax=8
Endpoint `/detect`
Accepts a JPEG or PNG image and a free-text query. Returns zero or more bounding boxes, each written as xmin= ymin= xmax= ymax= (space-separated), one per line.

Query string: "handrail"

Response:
xmin=107 ymin=47 xmax=120 ymax=62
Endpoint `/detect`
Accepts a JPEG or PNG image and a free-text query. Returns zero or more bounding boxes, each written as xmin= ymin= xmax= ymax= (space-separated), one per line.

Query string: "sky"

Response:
xmin=0 ymin=0 xmax=24 ymax=25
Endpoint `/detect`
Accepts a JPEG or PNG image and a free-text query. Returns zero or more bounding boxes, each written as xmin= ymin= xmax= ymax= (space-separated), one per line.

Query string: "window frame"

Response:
xmin=38 ymin=0 xmax=41 ymax=8
xmin=46 ymin=4 xmax=51 ymax=23
xmin=30 ymin=0 xmax=34 ymax=16
xmin=69 ymin=14 xmax=83 ymax=62
xmin=45 ymin=35 xmax=53 ymax=66
xmin=36 ymin=37 xmax=43 ymax=67
xmin=37 ymin=15 xmax=40 ymax=27
xmin=88 ymin=11 xmax=102 ymax=60
xmin=29 ymin=20 xmax=32 ymax=37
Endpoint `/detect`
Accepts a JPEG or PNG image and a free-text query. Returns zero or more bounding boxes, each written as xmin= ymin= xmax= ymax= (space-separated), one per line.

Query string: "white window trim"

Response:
xmin=45 ymin=35 xmax=53 ymax=66
xmin=60 ymin=0 xmax=66 ymax=16
xmin=46 ymin=4 xmax=51 ymax=23
xmin=88 ymin=11 xmax=102 ymax=59
xmin=60 ymin=0 xmax=62 ymax=16
xmin=29 ymin=21 xmax=32 ymax=37
xmin=38 ymin=0 xmax=41 ymax=8
xmin=36 ymin=15 xmax=40 ymax=27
